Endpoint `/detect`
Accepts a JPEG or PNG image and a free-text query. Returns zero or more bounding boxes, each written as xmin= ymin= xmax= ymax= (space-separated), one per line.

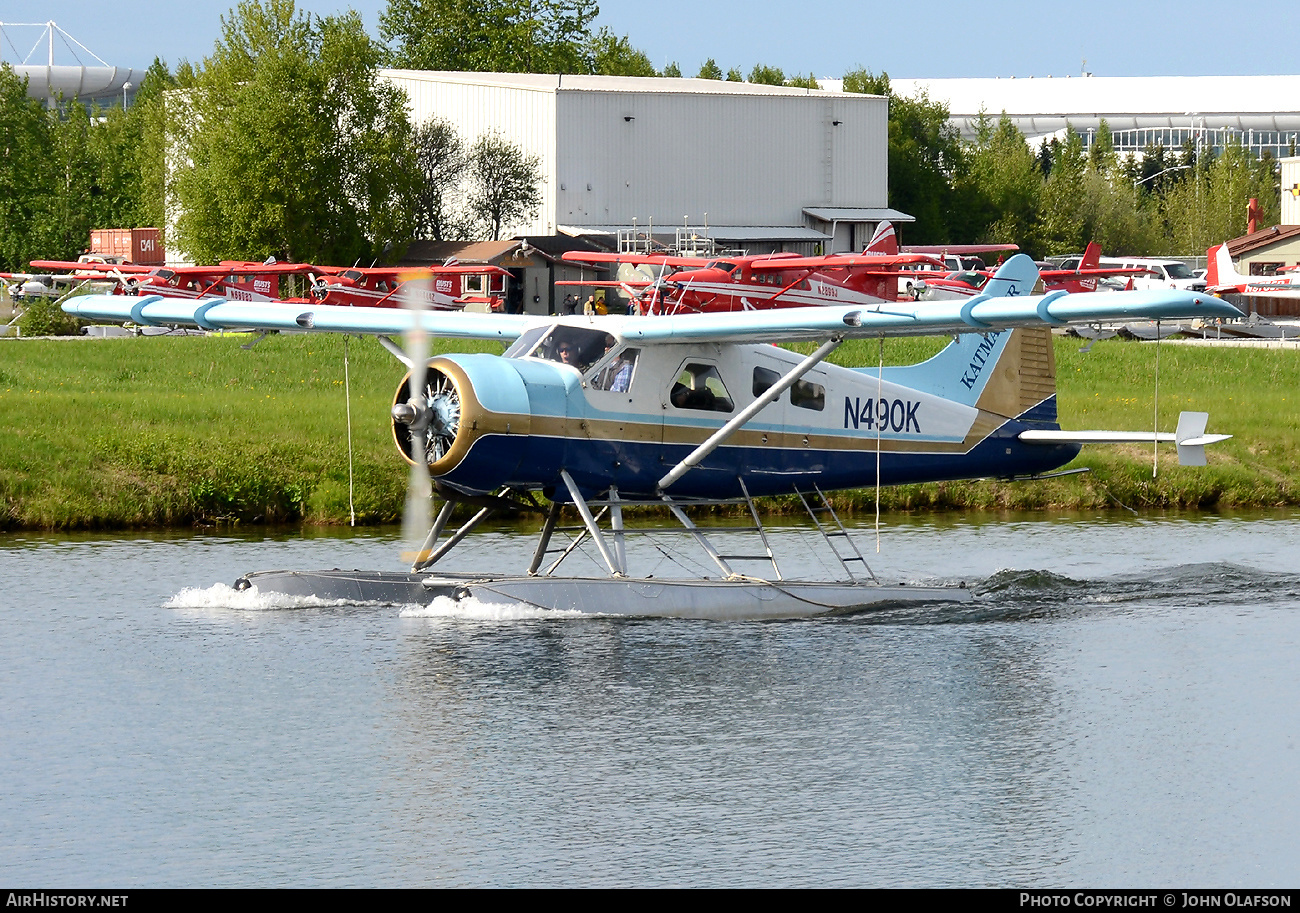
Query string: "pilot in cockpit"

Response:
xmin=556 ymin=339 xmax=581 ymax=367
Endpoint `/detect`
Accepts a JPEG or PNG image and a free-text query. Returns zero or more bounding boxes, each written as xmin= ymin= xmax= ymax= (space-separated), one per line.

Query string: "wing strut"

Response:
xmin=656 ymin=337 xmax=844 ymax=492
xmin=560 ymin=470 xmax=625 ymax=576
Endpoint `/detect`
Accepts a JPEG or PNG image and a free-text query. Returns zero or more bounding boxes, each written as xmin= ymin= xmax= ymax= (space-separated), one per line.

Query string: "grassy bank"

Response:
xmin=2 ymin=332 xmax=1297 ymax=530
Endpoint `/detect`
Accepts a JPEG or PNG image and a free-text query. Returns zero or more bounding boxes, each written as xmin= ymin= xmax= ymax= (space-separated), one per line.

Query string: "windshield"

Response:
xmin=527 ymin=326 xmax=619 ymax=372
xmin=1165 ymin=262 xmax=1194 ymax=279
xmin=503 ymin=325 xmax=549 ymax=358
xmin=947 ymin=271 xmax=987 ymax=289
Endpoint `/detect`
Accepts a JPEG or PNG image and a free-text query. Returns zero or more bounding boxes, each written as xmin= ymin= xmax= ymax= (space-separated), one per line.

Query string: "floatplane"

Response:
xmin=63 ymin=256 xmax=1240 ymax=619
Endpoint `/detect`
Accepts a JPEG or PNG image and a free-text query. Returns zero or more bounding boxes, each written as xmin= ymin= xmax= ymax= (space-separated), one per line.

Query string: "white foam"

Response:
xmin=164 ymin=582 xmax=380 ymax=611
xmin=400 ymin=594 xmax=590 ymax=621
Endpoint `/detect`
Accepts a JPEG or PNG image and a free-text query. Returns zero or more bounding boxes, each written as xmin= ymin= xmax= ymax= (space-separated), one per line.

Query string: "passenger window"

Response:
xmin=753 ymin=366 xmax=781 ymax=397
xmin=593 ymin=348 xmax=639 ymax=392
xmin=791 ymin=378 xmax=825 ymax=411
xmin=670 ymin=363 xmax=734 ymax=412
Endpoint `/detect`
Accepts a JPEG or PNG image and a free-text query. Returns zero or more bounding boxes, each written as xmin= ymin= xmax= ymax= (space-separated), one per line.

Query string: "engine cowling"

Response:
xmin=390 ymin=355 xmax=537 ymax=493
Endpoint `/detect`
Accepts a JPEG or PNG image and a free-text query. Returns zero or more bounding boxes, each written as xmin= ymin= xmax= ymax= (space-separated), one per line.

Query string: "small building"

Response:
xmin=400 ymin=235 xmax=611 ymax=315
xmin=1224 ymin=224 xmax=1300 ymax=317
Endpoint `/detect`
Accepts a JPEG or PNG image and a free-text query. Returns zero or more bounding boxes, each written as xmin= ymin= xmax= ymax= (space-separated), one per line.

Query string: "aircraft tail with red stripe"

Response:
xmin=1206 ymin=243 xmax=1243 ymax=291
xmin=863 ymin=221 xmax=899 ymax=255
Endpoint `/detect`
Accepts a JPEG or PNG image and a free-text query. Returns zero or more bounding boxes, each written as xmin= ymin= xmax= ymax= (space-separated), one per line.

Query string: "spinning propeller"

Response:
xmin=392 ymin=276 xmax=436 ymax=564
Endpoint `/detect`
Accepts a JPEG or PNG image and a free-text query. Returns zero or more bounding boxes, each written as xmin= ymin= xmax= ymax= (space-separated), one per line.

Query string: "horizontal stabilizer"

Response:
xmin=1018 ymin=411 xmax=1230 ymax=466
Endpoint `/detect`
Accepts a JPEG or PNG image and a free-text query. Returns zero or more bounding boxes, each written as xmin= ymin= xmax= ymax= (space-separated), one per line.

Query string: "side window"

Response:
xmin=593 ymin=348 xmax=639 ymax=392
xmin=753 ymin=366 xmax=781 ymax=398
xmin=791 ymin=378 xmax=825 ymax=411
xmin=670 ymin=363 xmax=734 ymax=413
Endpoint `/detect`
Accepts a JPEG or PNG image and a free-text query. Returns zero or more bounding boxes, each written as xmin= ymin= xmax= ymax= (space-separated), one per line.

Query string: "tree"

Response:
xmin=0 ymin=65 xmax=54 ymax=270
xmin=1088 ymin=118 xmax=1118 ymax=175
xmin=956 ymin=114 xmax=1044 ymax=254
xmin=170 ymin=0 xmax=419 ymax=264
xmin=0 ymin=56 xmax=176 ymax=271
xmin=411 ymin=117 xmax=468 ymax=240
xmin=1163 ymin=139 xmax=1279 ymax=254
xmin=842 ymin=66 xmax=889 ymax=96
xmin=1040 ymin=126 xmax=1088 ymax=253
xmin=591 ymin=28 xmax=657 ymax=77
xmin=843 ymin=68 xmax=963 ymax=244
xmin=747 ymin=64 xmax=786 ymax=86
xmin=696 ymin=59 xmax=723 ymax=80
xmin=466 ymin=132 xmax=542 ymax=240
xmin=381 ymin=0 xmax=597 ymax=73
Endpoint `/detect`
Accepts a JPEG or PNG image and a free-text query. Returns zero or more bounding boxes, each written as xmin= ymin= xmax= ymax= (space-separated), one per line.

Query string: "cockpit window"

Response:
xmin=706 ymin=260 xmax=739 ymax=275
xmin=503 ymin=326 xmax=548 ymax=358
xmin=528 ymin=326 xmax=618 ymax=372
xmin=949 ymin=271 xmax=987 ymax=289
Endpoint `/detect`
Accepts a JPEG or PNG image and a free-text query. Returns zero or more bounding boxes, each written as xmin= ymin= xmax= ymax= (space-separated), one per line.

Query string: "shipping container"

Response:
xmin=89 ymin=228 xmax=165 ymax=265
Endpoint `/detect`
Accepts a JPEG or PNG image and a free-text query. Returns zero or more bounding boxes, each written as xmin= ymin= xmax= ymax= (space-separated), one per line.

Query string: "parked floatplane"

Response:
xmin=64 ymin=256 xmax=1240 ymax=619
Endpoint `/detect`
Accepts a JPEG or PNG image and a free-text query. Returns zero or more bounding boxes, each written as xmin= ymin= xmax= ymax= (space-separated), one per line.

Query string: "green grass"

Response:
xmin=1 ymin=332 xmax=1297 ymax=529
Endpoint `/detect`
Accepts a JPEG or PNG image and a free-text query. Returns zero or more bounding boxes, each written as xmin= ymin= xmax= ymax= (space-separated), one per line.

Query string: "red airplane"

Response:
xmin=561 ymin=226 xmax=945 ymax=315
xmin=29 ymin=259 xmax=317 ymax=301
xmin=1205 ymin=243 xmax=1300 ymax=300
xmin=910 ymin=242 xmax=1149 ymax=300
xmin=308 ymin=265 xmax=513 ymax=310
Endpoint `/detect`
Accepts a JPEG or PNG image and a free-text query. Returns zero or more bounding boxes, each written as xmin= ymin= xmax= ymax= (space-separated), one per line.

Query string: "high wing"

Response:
xmin=29 ymin=260 xmax=158 ymax=275
xmin=747 ymin=252 xmax=945 ymax=272
xmin=561 ymin=251 xmax=709 ymax=269
xmin=64 ymin=254 xmax=1240 ymax=342
xmin=312 ymin=264 xmax=512 ymax=278
xmin=903 ymin=242 xmax=1020 ymax=255
xmin=211 ymin=261 xmax=320 ymax=276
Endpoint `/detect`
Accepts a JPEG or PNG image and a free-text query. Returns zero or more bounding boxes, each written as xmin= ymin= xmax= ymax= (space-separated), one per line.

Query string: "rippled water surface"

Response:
xmin=3 ymin=512 xmax=1299 ymax=886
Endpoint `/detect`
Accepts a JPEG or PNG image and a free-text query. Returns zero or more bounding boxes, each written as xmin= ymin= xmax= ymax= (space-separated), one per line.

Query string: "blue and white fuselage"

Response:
xmin=421 ymin=325 xmax=1076 ymax=501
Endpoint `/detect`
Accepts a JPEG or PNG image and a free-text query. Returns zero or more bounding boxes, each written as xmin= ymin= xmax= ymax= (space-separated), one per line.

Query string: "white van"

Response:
xmin=1098 ymin=257 xmax=1206 ymax=292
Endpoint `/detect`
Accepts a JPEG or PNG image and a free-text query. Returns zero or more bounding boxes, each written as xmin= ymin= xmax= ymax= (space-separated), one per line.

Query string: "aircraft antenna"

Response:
xmin=344 ymin=336 xmax=356 ymax=526
xmin=875 ymin=334 xmax=884 ymax=553
xmin=1152 ymin=321 xmax=1161 ymax=477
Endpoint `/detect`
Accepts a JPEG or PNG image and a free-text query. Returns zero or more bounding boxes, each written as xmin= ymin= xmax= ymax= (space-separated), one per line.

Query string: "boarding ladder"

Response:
xmin=795 ymin=485 xmax=878 ymax=583
xmin=688 ymin=478 xmax=783 ymax=581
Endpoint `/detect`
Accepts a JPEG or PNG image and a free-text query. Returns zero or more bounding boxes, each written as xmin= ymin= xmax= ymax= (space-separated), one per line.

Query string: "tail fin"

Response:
xmin=1080 ymin=241 xmax=1100 ymax=270
xmin=1206 ymin=243 xmax=1243 ymax=290
xmin=980 ymin=253 xmax=1040 ymax=299
xmin=879 ymin=326 xmax=1057 ymax=421
xmin=864 ymin=221 xmax=898 ymax=255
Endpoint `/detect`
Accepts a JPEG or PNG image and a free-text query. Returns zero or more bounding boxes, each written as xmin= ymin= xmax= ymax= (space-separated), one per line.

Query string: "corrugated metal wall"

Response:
xmin=386 ymin=73 xmax=558 ymax=236
xmin=1282 ymin=158 xmax=1300 ymax=226
xmin=384 ymin=73 xmax=888 ymax=239
xmin=555 ymin=89 xmax=886 ymax=229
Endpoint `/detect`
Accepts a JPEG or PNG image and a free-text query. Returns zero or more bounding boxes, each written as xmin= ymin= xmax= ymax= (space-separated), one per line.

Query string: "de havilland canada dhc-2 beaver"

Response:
xmin=65 ymin=255 xmax=1240 ymax=619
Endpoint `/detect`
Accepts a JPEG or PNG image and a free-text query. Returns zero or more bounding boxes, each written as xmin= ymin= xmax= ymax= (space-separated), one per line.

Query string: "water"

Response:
xmin=3 ymin=512 xmax=1299 ymax=887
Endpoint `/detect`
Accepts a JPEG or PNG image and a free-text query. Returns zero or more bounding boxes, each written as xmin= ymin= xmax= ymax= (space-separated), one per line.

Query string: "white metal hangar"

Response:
xmin=379 ymin=71 xmax=903 ymax=254
xmin=883 ymin=75 xmax=1300 ymax=160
